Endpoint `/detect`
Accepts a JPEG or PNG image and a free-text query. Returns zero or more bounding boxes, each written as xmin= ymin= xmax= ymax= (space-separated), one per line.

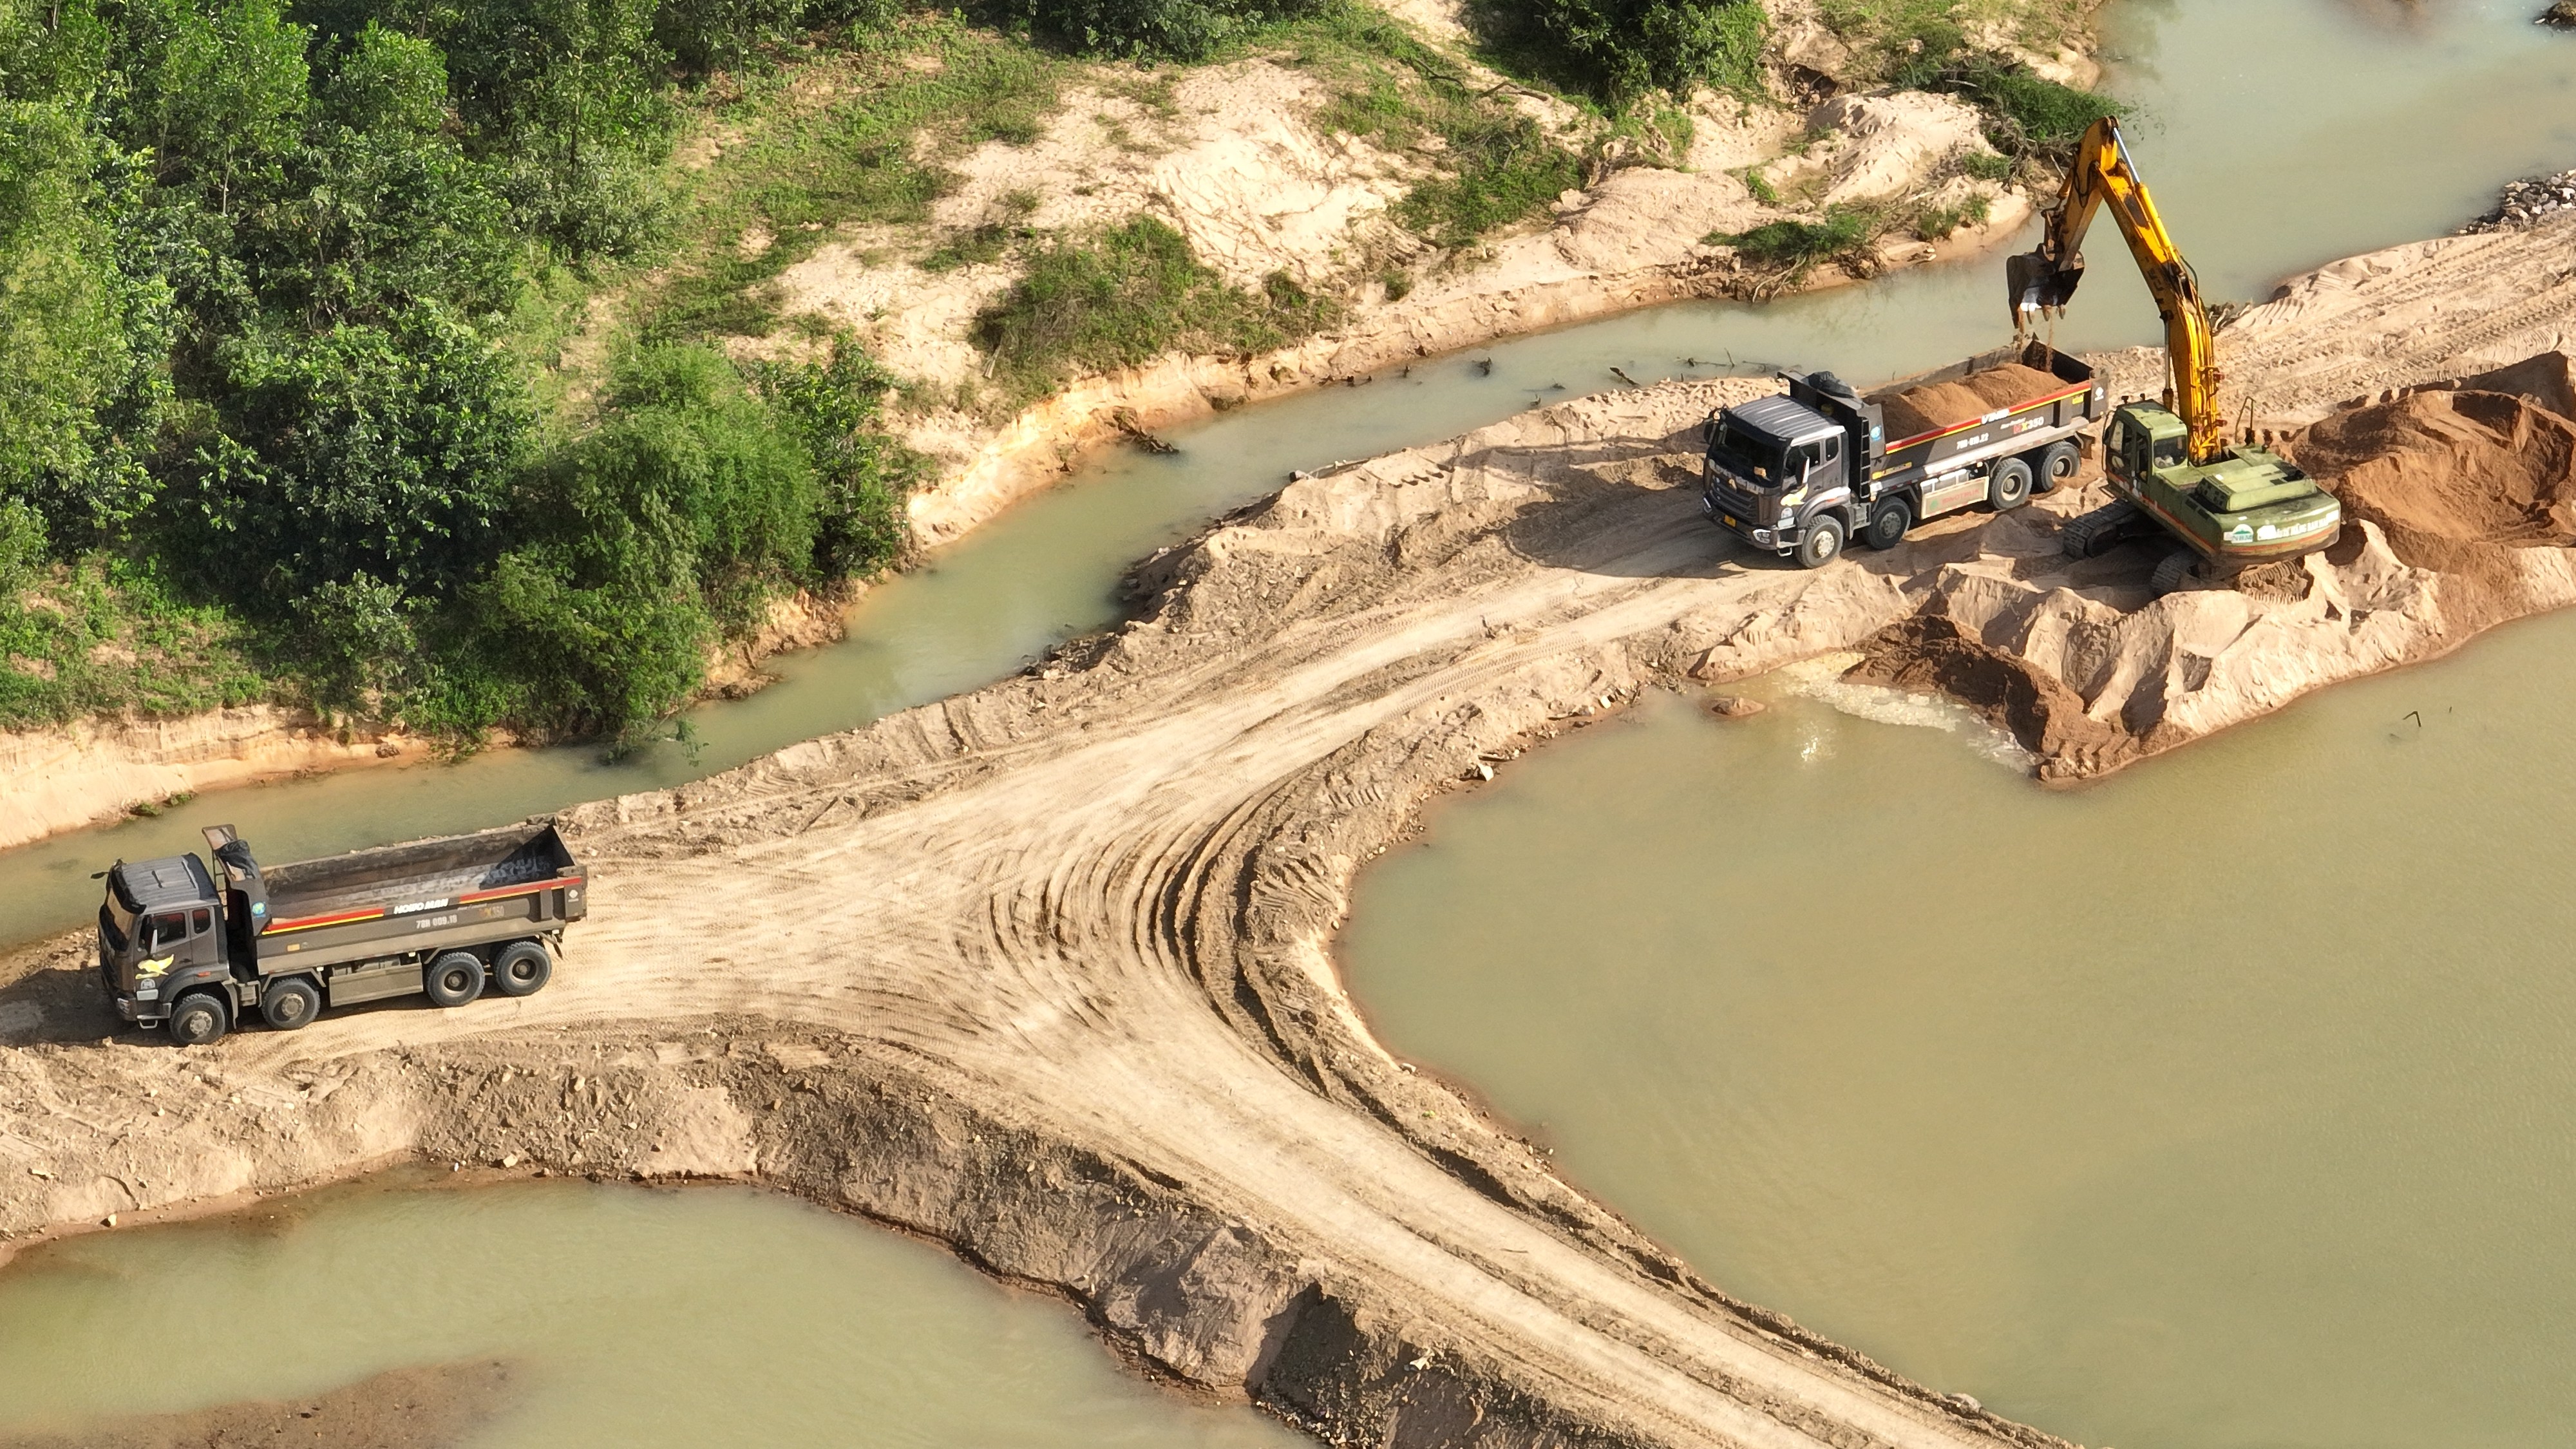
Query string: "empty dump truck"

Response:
xmin=1701 ymin=341 xmax=2106 ymax=567
xmin=97 ymin=822 xmax=586 ymax=1045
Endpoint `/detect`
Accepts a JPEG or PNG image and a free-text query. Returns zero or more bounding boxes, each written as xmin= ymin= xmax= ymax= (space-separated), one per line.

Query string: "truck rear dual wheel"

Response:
xmin=2036 ymin=440 xmax=2082 ymax=493
xmin=493 ymin=941 xmax=552 ymax=998
xmin=167 ymin=992 xmax=227 ymax=1047
xmin=1794 ymin=515 xmax=1846 ymax=569
xmin=425 ymin=951 xmax=486 ymax=1009
xmin=1862 ymin=497 xmax=1913 ymax=551
xmin=1987 ymin=457 xmax=2034 ymax=511
xmin=260 ymin=976 xmax=321 ymax=1031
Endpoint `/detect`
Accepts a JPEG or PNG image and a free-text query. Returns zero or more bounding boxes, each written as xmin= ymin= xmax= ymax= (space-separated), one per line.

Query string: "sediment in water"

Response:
xmin=0 ymin=219 xmax=2572 ymax=1449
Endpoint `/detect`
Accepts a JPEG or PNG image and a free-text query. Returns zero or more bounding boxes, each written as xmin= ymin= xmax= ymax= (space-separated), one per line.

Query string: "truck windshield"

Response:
xmin=99 ymin=898 xmax=129 ymax=952
xmin=1710 ymin=422 xmax=1788 ymax=487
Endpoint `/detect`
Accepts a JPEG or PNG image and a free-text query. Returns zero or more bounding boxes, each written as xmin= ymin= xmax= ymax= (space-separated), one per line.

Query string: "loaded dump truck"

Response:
xmin=97 ymin=823 xmax=586 ymax=1046
xmin=1701 ymin=341 xmax=2105 ymax=567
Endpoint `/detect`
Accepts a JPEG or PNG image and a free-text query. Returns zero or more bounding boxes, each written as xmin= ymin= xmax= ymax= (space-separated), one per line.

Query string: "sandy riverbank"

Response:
xmin=0 ymin=216 xmax=2571 ymax=1446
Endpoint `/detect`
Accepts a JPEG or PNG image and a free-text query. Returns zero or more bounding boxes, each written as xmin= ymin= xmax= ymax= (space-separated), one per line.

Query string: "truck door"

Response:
xmin=1814 ymin=435 xmax=1848 ymax=493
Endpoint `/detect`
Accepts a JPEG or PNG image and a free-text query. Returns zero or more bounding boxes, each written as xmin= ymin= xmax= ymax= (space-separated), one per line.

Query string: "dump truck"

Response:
xmin=96 ymin=822 xmax=586 ymax=1046
xmin=1701 ymin=341 xmax=2106 ymax=567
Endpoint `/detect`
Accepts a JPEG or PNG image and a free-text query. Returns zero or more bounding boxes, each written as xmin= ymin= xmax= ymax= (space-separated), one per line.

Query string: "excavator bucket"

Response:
xmin=2007 ymin=249 xmax=2085 ymax=332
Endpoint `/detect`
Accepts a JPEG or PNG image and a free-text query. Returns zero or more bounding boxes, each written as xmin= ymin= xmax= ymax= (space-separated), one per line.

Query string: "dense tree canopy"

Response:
xmin=0 ymin=0 xmax=922 ymax=739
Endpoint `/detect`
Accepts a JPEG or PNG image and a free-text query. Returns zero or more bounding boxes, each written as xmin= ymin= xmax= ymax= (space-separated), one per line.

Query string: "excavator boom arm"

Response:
xmin=2011 ymin=119 xmax=2227 ymax=462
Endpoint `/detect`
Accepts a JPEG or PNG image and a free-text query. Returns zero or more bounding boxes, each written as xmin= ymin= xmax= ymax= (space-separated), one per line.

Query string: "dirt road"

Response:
xmin=2 ymin=215 xmax=2571 ymax=1448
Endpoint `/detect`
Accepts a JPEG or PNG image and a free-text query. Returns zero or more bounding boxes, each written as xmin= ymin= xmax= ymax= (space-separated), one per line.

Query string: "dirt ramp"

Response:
xmin=1874 ymin=362 xmax=2065 ymax=440
xmin=2290 ymin=384 xmax=2576 ymax=571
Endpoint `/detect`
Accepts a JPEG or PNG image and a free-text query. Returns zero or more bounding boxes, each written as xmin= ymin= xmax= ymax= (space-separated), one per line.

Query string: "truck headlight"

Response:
xmin=133 ymin=980 xmax=158 ymax=999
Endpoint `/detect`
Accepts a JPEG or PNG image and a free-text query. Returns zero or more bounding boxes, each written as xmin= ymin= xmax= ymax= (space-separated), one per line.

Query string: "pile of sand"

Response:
xmin=1872 ymin=362 xmax=2065 ymax=440
xmin=2289 ymin=383 xmax=2576 ymax=567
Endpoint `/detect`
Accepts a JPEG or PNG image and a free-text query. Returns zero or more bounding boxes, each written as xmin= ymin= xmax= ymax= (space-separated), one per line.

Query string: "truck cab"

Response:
xmin=98 ymin=854 xmax=234 ymax=1030
xmin=1703 ymin=393 xmax=1859 ymax=566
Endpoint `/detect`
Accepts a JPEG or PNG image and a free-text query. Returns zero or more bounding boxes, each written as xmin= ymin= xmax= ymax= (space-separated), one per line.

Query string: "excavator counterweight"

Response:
xmin=2014 ymin=118 xmax=2340 ymax=586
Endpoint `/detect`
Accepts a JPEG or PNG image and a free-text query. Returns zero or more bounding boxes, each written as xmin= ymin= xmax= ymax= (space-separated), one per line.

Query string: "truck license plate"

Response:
xmin=1720 ymin=513 xmax=1741 ymax=529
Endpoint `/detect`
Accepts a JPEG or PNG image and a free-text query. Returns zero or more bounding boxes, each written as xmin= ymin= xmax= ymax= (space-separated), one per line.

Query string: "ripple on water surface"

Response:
xmin=0 ymin=1175 xmax=1301 ymax=1448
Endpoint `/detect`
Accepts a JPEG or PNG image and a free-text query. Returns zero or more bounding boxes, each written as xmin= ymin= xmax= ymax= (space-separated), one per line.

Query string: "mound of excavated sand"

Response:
xmin=2289 ymin=384 xmax=2576 ymax=565
xmin=1873 ymin=362 xmax=2064 ymax=440
xmin=1855 ymin=352 xmax=2576 ymax=780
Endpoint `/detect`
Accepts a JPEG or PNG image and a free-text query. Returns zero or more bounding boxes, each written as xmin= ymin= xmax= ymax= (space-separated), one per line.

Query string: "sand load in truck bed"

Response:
xmin=1871 ymin=362 xmax=2067 ymax=440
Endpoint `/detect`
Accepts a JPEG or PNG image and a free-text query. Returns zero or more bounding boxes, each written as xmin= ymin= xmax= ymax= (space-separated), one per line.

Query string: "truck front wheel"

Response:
xmin=424 ymin=952 xmax=486 ymax=1009
xmin=1794 ymin=515 xmax=1846 ymax=569
xmin=1987 ymin=457 xmax=2034 ymax=511
xmin=493 ymin=941 xmax=552 ymax=998
xmin=168 ymin=992 xmax=228 ymax=1047
xmin=260 ymin=976 xmax=321 ymax=1031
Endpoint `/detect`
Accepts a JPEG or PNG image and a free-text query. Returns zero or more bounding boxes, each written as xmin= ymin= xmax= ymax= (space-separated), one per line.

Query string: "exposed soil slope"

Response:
xmin=1 ymin=220 xmax=2570 ymax=1449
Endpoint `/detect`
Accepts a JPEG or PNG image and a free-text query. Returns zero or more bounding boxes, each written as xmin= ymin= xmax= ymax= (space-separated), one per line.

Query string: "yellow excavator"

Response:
xmin=2010 ymin=118 xmax=2341 ymax=590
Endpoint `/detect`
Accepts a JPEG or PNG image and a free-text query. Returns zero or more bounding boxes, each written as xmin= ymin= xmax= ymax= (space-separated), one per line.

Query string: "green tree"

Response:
xmin=243 ymin=24 xmax=518 ymax=323
xmin=153 ymin=0 xmax=310 ymax=215
xmin=1477 ymin=0 xmax=1766 ymax=103
xmin=0 ymin=93 xmax=168 ymax=539
xmin=162 ymin=303 xmax=529 ymax=609
xmin=751 ymin=339 xmax=918 ymax=578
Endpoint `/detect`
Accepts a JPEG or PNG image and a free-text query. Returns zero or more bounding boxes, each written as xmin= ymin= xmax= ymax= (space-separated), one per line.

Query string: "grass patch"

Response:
xmin=1959 ymin=149 xmax=2014 ymax=183
xmin=1938 ymin=61 xmax=2122 ymax=153
xmin=1709 ymin=204 xmax=1884 ymax=275
xmin=1809 ymin=1 xmax=2118 ymax=156
xmin=640 ymin=14 xmax=1071 ymax=346
xmin=0 ymin=558 xmax=273 ymax=731
xmin=1913 ymin=193 xmax=1991 ymax=241
xmin=1462 ymin=0 xmax=1768 ymax=106
xmin=1397 ymin=113 xmax=1585 ymax=250
xmin=1817 ymin=0 xmax=2089 ymax=71
xmin=1272 ymin=5 xmax=1586 ymax=251
xmin=973 ymin=216 xmax=1340 ymax=402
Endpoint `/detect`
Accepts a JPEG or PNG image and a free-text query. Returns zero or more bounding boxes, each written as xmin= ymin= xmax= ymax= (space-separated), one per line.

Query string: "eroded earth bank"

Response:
xmin=1 ymin=214 xmax=2572 ymax=1449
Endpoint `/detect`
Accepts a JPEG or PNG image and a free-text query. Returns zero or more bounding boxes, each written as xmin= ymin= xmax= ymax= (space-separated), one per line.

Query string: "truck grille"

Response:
xmin=1704 ymin=469 xmax=1772 ymax=525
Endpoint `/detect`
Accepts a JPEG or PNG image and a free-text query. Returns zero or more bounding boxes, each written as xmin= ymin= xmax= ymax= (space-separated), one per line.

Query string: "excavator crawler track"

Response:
xmin=2061 ymin=500 xmax=2154 ymax=559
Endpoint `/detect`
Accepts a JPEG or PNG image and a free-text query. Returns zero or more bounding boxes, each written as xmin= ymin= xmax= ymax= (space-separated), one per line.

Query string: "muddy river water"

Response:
xmin=0 ymin=1174 xmax=1302 ymax=1446
xmin=0 ymin=0 xmax=2568 ymax=1441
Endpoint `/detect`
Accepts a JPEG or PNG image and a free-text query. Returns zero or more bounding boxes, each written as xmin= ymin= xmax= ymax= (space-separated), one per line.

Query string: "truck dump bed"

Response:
xmin=1868 ymin=343 xmax=2099 ymax=483
xmin=1873 ymin=361 xmax=2073 ymax=442
xmin=256 ymin=823 xmax=584 ymax=972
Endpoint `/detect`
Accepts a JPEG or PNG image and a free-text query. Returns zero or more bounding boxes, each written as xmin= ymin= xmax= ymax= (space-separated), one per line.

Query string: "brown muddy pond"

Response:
xmin=1345 ymin=612 xmax=2576 ymax=1449
xmin=0 ymin=1174 xmax=1300 ymax=1448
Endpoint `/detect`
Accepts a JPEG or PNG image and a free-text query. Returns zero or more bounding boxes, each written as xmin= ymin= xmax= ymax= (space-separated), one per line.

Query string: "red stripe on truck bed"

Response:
xmin=457 ymin=875 xmax=582 ymax=905
xmin=261 ymin=875 xmax=582 ymax=934
xmin=263 ymin=905 xmax=386 ymax=935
